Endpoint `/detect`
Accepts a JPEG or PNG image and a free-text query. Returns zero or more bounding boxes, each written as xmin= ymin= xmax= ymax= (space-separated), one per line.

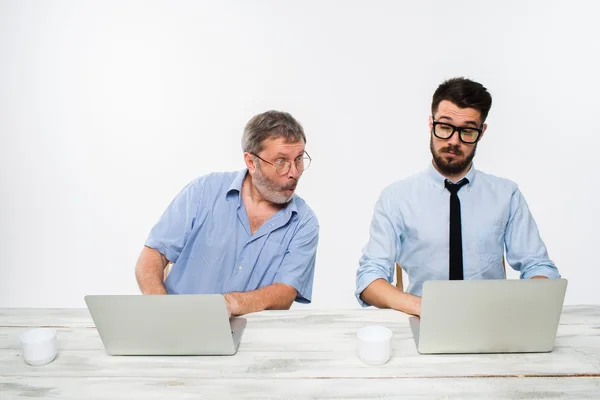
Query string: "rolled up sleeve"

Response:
xmin=145 ymin=178 xmax=205 ymax=263
xmin=505 ymin=188 xmax=560 ymax=279
xmin=273 ymin=214 xmax=319 ymax=304
xmin=356 ymin=190 xmax=402 ymax=307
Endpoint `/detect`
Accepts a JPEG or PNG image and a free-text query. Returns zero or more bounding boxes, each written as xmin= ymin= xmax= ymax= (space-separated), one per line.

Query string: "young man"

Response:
xmin=356 ymin=78 xmax=559 ymax=316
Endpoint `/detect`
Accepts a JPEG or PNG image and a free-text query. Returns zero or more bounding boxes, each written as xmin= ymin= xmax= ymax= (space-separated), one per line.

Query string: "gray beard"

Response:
xmin=252 ymin=164 xmax=295 ymax=204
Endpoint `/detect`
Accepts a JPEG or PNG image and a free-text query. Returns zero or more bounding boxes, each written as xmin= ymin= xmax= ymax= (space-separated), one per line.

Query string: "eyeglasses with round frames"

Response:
xmin=251 ymin=151 xmax=312 ymax=175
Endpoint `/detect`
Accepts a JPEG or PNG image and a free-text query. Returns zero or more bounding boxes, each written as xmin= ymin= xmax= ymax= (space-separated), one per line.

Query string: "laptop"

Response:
xmin=85 ymin=294 xmax=247 ymax=355
xmin=409 ymin=279 xmax=568 ymax=354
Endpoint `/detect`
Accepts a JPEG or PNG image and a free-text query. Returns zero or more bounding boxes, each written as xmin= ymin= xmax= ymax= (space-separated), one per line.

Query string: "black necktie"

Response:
xmin=445 ymin=178 xmax=469 ymax=280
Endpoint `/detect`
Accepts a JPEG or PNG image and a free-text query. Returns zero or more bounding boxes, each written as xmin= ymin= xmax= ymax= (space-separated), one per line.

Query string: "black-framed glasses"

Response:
xmin=251 ymin=151 xmax=312 ymax=175
xmin=432 ymin=119 xmax=483 ymax=144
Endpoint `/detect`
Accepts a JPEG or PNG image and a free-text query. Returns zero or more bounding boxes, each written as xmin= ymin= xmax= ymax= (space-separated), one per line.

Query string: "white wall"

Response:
xmin=1 ymin=0 xmax=598 ymax=308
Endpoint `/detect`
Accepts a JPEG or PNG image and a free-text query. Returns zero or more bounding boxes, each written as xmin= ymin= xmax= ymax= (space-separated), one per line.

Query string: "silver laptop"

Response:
xmin=410 ymin=279 xmax=568 ymax=354
xmin=85 ymin=294 xmax=247 ymax=355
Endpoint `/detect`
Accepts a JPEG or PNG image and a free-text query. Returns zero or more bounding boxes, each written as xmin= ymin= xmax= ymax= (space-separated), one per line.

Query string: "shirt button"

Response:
xmin=238 ymin=265 xmax=243 ymax=271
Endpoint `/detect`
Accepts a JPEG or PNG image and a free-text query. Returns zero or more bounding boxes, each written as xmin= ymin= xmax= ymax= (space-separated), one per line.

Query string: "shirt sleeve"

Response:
xmin=355 ymin=189 xmax=402 ymax=307
xmin=272 ymin=214 xmax=319 ymax=304
xmin=144 ymin=178 xmax=205 ymax=263
xmin=504 ymin=188 xmax=560 ymax=279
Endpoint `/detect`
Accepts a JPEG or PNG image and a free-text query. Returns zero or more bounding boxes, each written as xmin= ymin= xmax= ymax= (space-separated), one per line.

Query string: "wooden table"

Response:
xmin=1 ymin=306 xmax=599 ymax=399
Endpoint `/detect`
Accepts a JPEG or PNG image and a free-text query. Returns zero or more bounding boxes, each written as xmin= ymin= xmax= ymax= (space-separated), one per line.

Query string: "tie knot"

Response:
xmin=445 ymin=178 xmax=469 ymax=194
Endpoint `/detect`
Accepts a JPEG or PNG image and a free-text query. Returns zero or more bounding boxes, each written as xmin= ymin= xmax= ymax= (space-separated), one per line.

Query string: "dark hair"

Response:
xmin=431 ymin=77 xmax=492 ymax=123
xmin=242 ymin=110 xmax=305 ymax=154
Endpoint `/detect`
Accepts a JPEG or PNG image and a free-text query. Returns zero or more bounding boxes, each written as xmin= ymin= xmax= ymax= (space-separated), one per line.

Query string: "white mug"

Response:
xmin=356 ymin=325 xmax=392 ymax=366
xmin=20 ymin=328 xmax=58 ymax=366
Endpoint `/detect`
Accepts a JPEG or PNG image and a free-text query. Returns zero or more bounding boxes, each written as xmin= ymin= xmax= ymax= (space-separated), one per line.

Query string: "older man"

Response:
xmin=136 ymin=111 xmax=318 ymax=316
xmin=356 ymin=78 xmax=560 ymax=316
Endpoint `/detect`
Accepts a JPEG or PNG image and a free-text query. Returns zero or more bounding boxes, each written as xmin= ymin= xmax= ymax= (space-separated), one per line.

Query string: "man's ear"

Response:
xmin=479 ymin=123 xmax=488 ymax=141
xmin=244 ymin=152 xmax=256 ymax=173
xmin=428 ymin=115 xmax=433 ymax=131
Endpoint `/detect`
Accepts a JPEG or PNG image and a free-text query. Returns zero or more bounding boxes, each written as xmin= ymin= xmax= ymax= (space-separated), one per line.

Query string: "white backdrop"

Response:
xmin=1 ymin=0 xmax=598 ymax=308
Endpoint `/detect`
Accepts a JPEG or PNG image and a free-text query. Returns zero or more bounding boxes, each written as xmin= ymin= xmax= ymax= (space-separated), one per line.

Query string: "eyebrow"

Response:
xmin=437 ymin=116 xmax=480 ymax=127
xmin=274 ymin=151 xmax=305 ymax=159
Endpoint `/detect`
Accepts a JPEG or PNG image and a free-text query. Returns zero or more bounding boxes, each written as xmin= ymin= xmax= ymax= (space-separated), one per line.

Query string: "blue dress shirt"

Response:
xmin=146 ymin=169 xmax=319 ymax=303
xmin=356 ymin=163 xmax=560 ymax=306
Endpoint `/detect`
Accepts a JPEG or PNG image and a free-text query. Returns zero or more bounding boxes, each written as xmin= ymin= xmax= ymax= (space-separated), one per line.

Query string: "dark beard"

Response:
xmin=430 ymin=135 xmax=476 ymax=175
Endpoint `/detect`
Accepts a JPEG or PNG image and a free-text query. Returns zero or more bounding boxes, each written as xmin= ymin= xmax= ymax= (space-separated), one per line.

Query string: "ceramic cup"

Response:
xmin=20 ymin=328 xmax=58 ymax=366
xmin=357 ymin=325 xmax=392 ymax=366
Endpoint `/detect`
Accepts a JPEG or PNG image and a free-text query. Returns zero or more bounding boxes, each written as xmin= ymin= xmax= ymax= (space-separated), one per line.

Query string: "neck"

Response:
xmin=432 ymin=160 xmax=471 ymax=183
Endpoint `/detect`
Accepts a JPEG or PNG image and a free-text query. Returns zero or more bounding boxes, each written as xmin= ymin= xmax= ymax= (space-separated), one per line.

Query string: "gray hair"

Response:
xmin=242 ymin=110 xmax=306 ymax=154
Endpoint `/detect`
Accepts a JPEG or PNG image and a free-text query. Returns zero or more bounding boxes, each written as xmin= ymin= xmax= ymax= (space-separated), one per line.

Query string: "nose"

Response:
xmin=447 ymin=129 xmax=462 ymax=147
xmin=287 ymin=162 xmax=302 ymax=180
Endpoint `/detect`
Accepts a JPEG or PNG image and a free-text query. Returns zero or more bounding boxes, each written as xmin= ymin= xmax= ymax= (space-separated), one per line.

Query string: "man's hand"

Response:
xmin=143 ymin=287 xmax=168 ymax=295
xmin=224 ymin=293 xmax=239 ymax=317
xmin=360 ymin=279 xmax=422 ymax=316
xmin=414 ymin=296 xmax=422 ymax=316
xmin=223 ymin=284 xmax=297 ymax=316
xmin=531 ymin=276 xmax=549 ymax=279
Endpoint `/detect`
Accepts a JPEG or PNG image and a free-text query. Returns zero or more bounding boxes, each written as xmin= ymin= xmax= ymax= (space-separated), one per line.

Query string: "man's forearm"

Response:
xmin=360 ymin=278 xmax=422 ymax=316
xmin=225 ymin=283 xmax=297 ymax=316
xmin=135 ymin=246 xmax=169 ymax=295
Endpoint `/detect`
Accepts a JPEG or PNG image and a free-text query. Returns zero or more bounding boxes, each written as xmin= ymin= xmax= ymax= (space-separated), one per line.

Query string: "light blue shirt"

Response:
xmin=146 ymin=169 xmax=319 ymax=303
xmin=356 ymin=163 xmax=560 ymax=306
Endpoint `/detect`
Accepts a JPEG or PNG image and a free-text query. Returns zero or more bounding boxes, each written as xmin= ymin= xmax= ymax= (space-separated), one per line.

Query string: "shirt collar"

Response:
xmin=225 ymin=168 xmax=299 ymax=215
xmin=226 ymin=169 xmax=248 ymax=197
xmin=427 ymin=161 xmax=477 ymax=193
